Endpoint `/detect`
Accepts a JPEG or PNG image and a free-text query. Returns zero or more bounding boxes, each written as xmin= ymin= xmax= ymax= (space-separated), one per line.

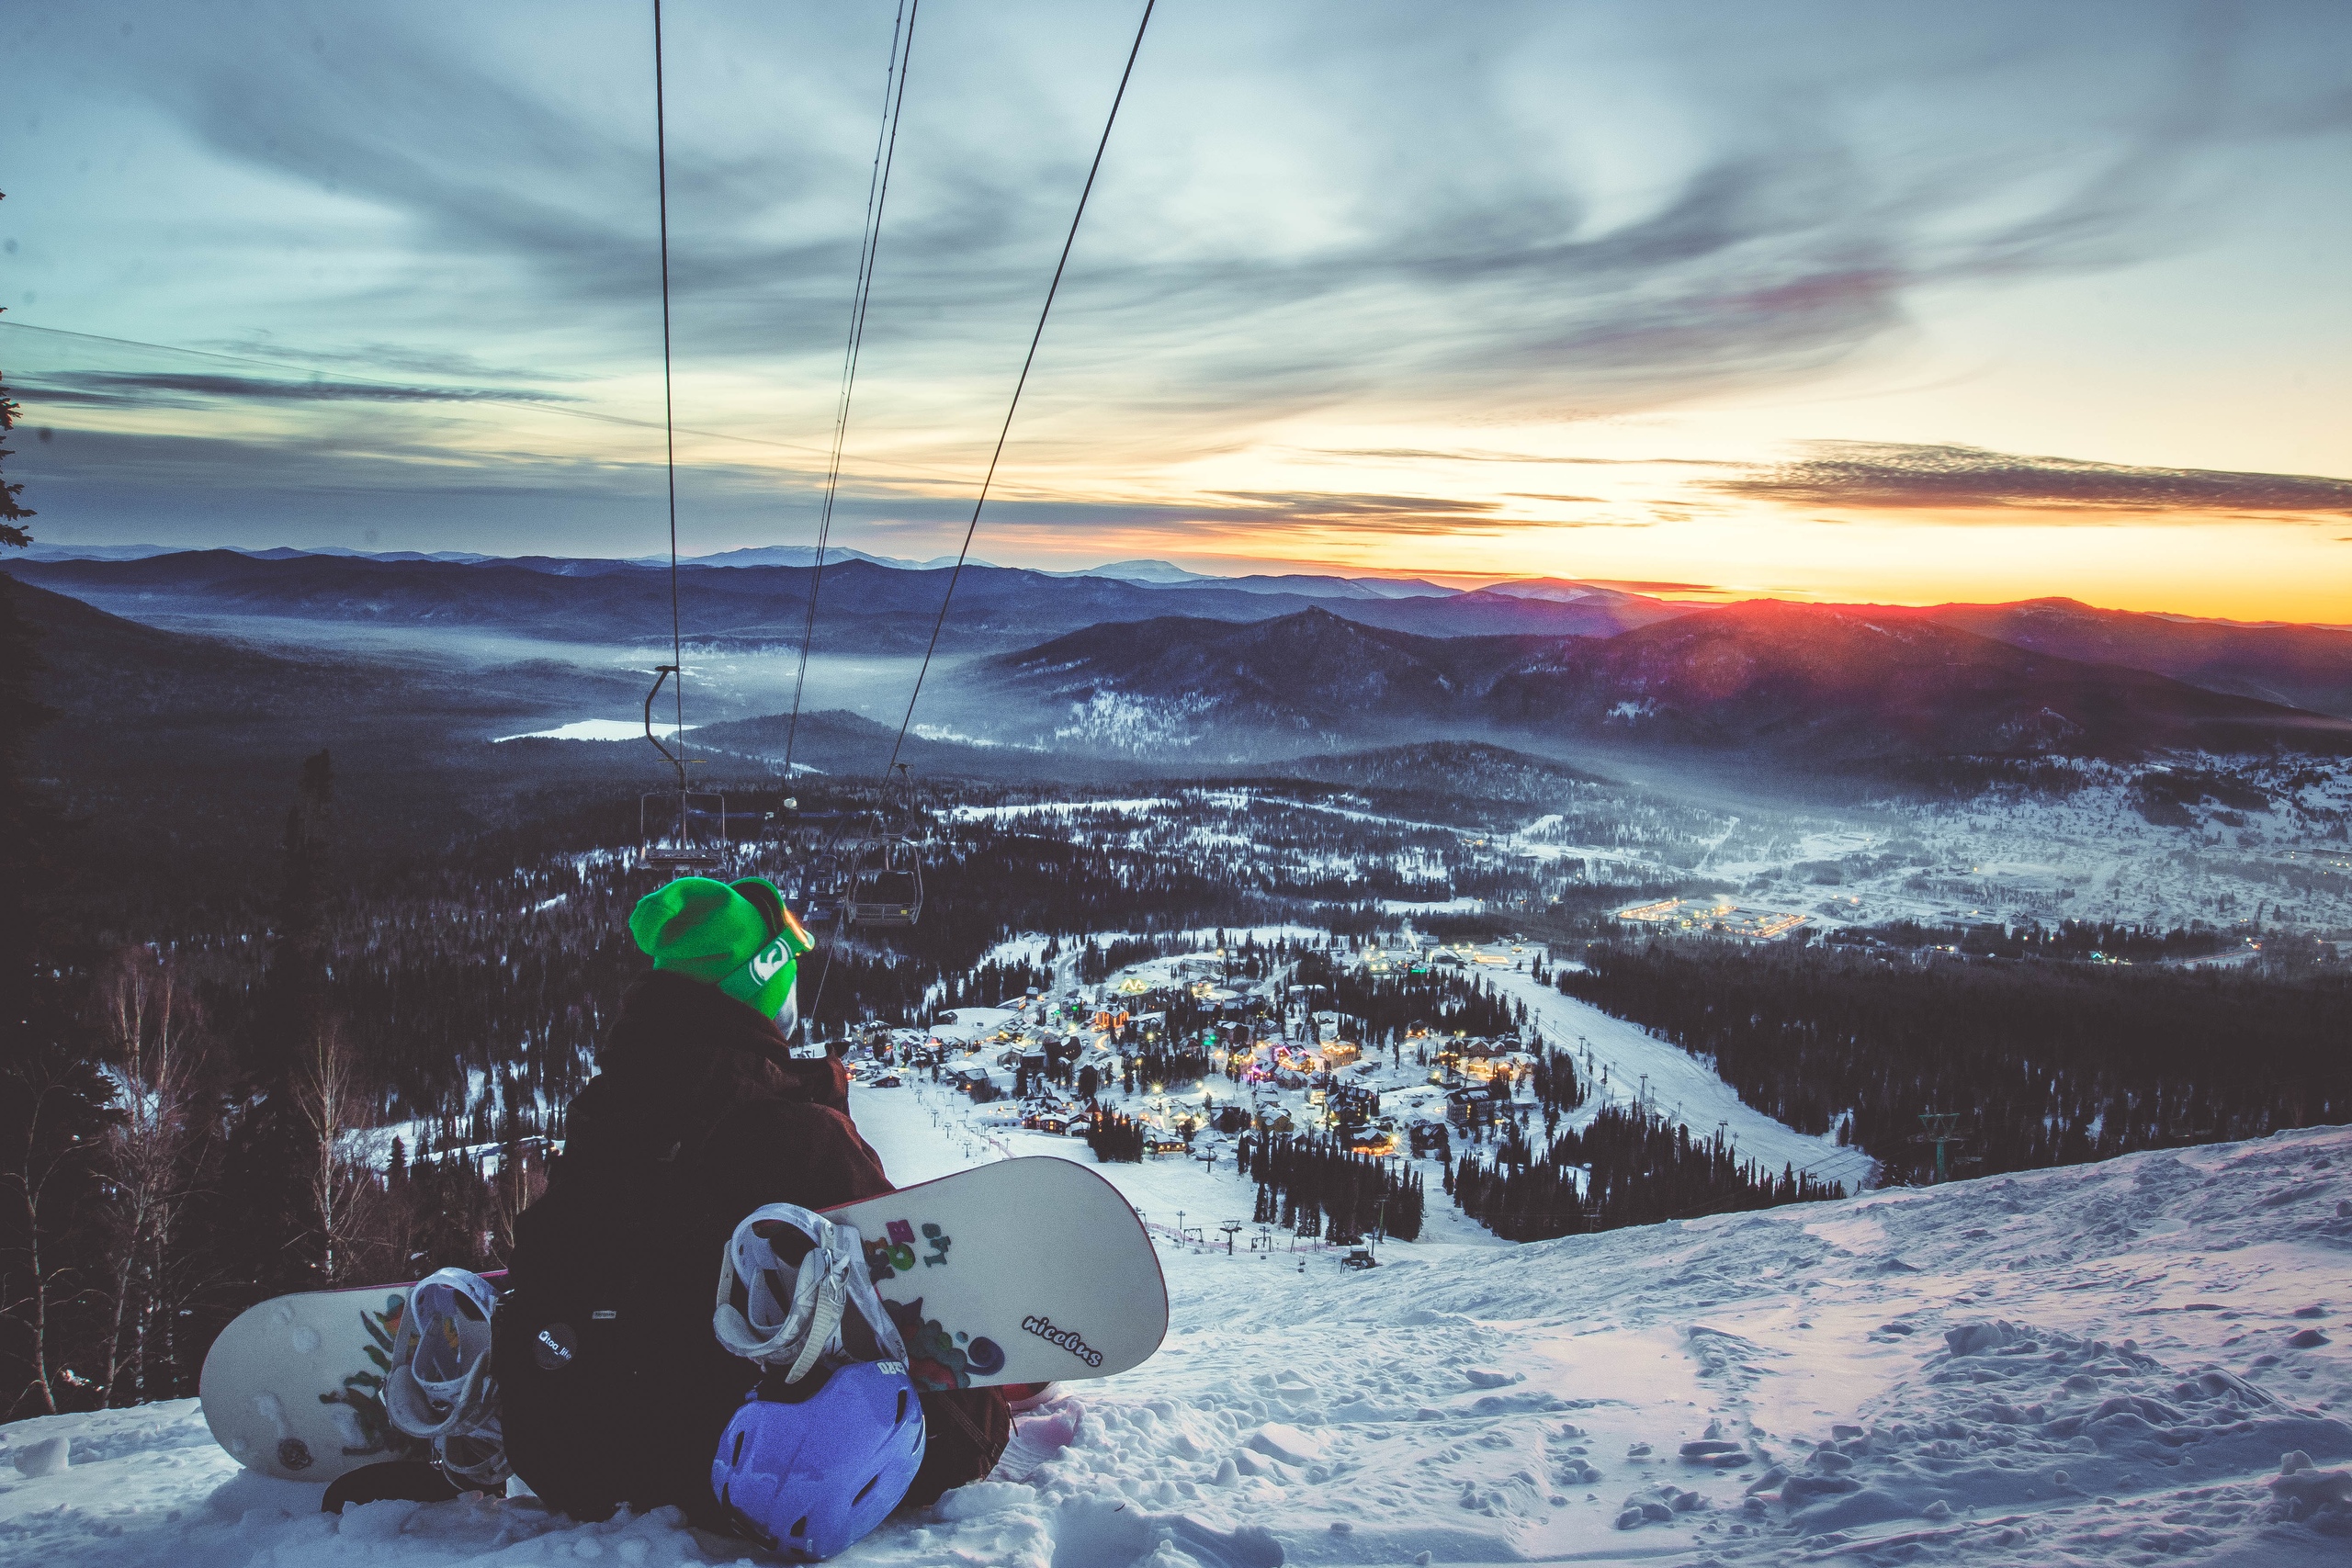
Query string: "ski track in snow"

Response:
xmin=5 ymin=1100 xmax=2348 ymax=1567
xmin=1471 ymin=961 xmax=1879 ymax=1195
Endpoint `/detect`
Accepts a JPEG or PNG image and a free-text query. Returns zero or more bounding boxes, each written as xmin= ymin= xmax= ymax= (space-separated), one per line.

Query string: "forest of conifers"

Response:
xmin=1555 ymin=940 xmax=2350 ymax=1184
xmin=1449 ymin=1104 xmax=1849 ymax=1242
xmin=0 ymin=756 xmax=1315 ymax=1416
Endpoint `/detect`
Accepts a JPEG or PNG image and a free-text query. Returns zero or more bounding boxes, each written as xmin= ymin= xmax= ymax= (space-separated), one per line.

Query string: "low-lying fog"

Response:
xmin=137 ymin=612 xmax=965 ymax=729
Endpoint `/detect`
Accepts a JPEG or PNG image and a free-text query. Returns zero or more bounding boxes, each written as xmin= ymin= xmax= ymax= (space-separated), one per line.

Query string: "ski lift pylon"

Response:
xmin=639 ymin=664 xmax=728 ymax=874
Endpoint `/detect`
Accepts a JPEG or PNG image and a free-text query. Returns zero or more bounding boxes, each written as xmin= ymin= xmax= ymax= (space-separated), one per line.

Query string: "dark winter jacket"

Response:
xmin=497 ymin=972 xmax=1008 ymax=1527
xmin=568 ymin=971 xmax=890 ymax=1213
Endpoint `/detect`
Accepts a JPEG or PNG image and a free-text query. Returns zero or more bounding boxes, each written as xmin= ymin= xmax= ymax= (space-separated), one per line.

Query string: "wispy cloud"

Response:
xmin=18 ymin=371 xmax=581 ymax=409
xmin=1716 ymin=441 xmax=2352 ymax=519
xmin=15 ymin=0 xmax=2352 ymax=612
xmin=1302 ymin=447 xmax=1734 ymax=468
xmin=938 ymin=489 xmax=1521 ymax=545
xmin=1191 ymin=491 xmax=1512 ymax=539
xmin=1583 ymin=580 xmax=1733 ymax=596
xmin=63 ymin=0 xmax=2352 ymax=432
xmin=208 ymin=337 xmax=598 ymax=385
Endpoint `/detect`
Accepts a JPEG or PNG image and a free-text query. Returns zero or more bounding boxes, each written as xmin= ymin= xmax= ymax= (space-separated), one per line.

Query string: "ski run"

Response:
xmin=2 ymin=1015 xmax=2346 ymax=1566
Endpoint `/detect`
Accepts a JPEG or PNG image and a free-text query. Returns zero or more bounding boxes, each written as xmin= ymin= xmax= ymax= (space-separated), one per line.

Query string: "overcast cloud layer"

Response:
xmin=5 ymin=0 xmax=2350 ymax=615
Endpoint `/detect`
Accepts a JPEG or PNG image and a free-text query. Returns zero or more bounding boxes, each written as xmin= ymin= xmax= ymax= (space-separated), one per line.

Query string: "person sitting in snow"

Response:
xmin=362 ymin=874 xmax=1046 ymax=1551
xmin=494 ymin=874 xmax=1012 ymax=1531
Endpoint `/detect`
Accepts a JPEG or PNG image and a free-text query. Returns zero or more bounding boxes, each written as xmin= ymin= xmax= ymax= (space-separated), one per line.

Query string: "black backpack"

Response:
xmin=494 ymin=1134 xmax=758 ymax=1526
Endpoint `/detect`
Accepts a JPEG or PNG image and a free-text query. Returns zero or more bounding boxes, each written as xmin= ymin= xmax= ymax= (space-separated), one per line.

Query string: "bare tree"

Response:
xmin=0 ymin=1048 xmax=112 ymax=1416
xmin=294 ymin=1020 xmax=376 ymax=1284
xmin=485 ymin=1138 xmax=547 ymax=1267
xmin=96 ymin=948 xmax=207 ymax=1405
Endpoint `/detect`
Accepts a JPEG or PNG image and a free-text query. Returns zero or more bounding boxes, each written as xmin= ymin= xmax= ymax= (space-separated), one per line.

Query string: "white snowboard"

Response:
xmin=199 ymin=1156 xmax=1167 ymax=1483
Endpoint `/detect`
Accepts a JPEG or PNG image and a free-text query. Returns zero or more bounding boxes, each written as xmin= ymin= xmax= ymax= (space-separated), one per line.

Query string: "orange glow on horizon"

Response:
xmin=963 ymin=507 xmax=2351 ymax=626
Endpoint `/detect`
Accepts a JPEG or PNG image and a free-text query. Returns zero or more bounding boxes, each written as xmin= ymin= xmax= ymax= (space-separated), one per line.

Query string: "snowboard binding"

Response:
xmin=713 ymin=1204 xmax=908 ymax=1383
xmin=383 ymin=1267 xmax=510 ymax=1488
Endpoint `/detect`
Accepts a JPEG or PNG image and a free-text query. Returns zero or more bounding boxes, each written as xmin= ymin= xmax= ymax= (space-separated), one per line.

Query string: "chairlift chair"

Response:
xmin=638 ymin=664 xmax=728 ymax=874
xmin=641 ymin=790 xmax=729 ymax=873
xmin=845 ymin=836 xmax=924 ymax=927
xmin=843 ymin=765 xmax=926 ymax=927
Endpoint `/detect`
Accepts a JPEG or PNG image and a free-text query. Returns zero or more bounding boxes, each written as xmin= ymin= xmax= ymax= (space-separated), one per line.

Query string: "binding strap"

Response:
xmin=713 ymin=1203 xmax=907 ymax=1382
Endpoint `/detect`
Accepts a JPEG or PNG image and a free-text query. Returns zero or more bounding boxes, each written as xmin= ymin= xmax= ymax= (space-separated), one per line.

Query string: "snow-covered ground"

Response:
xmin=1724 ymin=756 xmax=2352 ymax=934
xmin=6 ymin=1105 xmax=2347 ymax=1566
xmin=972 ymin=927 xmax=1336 ymax=977
xmin=933 ymin=755 xmax=2352 ymax=945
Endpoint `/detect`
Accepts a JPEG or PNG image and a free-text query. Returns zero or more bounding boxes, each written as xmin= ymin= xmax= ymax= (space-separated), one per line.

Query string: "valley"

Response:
xmin=3 ymin=547 xmax=2346 ymax=1549
xmin=13 ymin=9 xmax=2352 ymax=1562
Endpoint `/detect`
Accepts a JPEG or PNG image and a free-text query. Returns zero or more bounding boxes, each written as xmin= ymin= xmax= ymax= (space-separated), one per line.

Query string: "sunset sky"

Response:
xmin=6 ymin=0 xmax=2350 ymax=621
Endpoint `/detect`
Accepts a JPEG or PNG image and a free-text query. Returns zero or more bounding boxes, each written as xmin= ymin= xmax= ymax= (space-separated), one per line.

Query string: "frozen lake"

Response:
xmin=492 ymin=719 xmax=698 ymax=744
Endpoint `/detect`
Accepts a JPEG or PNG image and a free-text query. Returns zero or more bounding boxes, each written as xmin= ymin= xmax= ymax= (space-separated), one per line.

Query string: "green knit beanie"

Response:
xmin=628 ymin=875 xmax=813 ymax=1023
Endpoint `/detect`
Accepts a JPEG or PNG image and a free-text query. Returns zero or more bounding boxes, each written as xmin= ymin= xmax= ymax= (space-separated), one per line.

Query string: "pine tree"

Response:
xmin=0 ymin=268 xmax=32 ymax=552
xmin=217 ymin=751 xmax=346 ymax=1296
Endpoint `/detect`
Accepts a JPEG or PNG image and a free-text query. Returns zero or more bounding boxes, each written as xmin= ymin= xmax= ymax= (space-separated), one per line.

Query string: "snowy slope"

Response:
xmin=1476 ymin=956 xmax=1879 ymax=1194
xmin=4 ymin=1107 xmax=2346 ymax=1566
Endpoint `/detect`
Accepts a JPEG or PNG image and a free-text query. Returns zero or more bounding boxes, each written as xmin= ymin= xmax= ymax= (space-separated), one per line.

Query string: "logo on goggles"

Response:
xmin=746 ymin=934 xmax=793 ymax=987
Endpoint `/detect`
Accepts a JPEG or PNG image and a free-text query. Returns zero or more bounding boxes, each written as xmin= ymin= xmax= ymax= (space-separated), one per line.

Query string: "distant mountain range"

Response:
xmin=1885 ymin=598 xmax=2352 ymax=720
xmin=978 ymin=603 xmax=2352 ymax=762
xmin=8 ymin=539 xmax=1570 ymax=604
xmin=0 ymin=548 xmax=1684 ymax=652
xmin=2 ymin=576 xmax=670 ymax=863
xmin=0 ymin=577 xmax=1147 ymax=811
xmin=8 ymin=548 xmax=2350 ymax=761
xmin=4 ymin=576 xmax=643 ymax=740
xmin=15 ymin=540 xmax=920 ymax=570
xmin=14 ymin=557 xmax=2349 ymax=816
xmin=14 ymin=541 xmax=1445 ymax=596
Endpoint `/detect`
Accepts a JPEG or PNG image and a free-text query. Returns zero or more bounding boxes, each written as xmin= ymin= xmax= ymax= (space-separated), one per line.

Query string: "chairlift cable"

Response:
xmin=808 ymin=2 xmax=1150 ymax=986
xmin=802 ymin=942 xmax=840 ymax=1048
xmin=652 ymin=0 xmax=685 ymax=743
xmin=879 ymin=0 xmax=1155 ymax=785
xmin=786 ymin=0 xmax=920 ymax=776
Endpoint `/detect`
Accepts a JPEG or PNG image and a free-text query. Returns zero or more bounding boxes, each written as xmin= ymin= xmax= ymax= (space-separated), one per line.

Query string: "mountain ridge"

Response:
xmin=978 ymin=601 xmax=2352 ymax=762
xmin=0 ymin=549 xmax=1683 ymax=650
xmin=8 ymin=550 xmax=2347 ymax=718
xmin=1883 ymin=596 xmax=2352 ymax=719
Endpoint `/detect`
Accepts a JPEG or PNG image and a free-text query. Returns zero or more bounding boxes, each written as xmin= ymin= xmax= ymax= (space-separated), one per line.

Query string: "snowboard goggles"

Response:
xmin=716 ymin=909 xmax=816 ymax=1013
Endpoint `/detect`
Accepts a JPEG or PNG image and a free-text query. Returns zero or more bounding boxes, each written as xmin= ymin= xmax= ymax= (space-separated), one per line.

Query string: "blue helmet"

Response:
xmin=712 ymin=1359 xmax=925 ymax=1561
